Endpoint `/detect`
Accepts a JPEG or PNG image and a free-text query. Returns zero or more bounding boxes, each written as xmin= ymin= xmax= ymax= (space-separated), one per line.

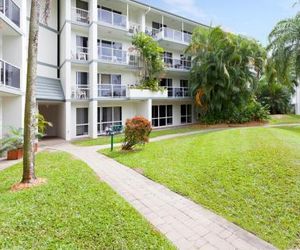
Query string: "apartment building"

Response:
xmin=0 ymin=0 xmax=204 ymax=140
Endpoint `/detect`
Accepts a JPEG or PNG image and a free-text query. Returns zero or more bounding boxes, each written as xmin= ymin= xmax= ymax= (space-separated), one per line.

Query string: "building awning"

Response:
xmin=36 ymin=76 xmax=65 ymax=101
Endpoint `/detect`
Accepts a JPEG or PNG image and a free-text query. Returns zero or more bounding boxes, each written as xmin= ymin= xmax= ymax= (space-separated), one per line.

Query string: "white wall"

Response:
xmin=2 ymin=96 xmax=23 ymax=135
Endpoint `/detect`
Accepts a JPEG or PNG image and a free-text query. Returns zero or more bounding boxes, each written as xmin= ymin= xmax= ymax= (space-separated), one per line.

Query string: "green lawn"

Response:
xmin=270 ymin=114 xmax=300 ymax=125
xmin=102 ymin=127 xmax=300 ymax=249
xmin=0 ymin=152 xmax=174 ymax=249
xmin=73 ymin=126 xmax=201 ymax=146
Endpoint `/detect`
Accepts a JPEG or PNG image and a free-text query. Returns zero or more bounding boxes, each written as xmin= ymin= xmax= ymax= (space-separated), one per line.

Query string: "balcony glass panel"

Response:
xmin=98 ymin=9 xmax=127 ymax=29
xmin=3 ymin=61 xmax=20 ymax=88
xmin=98 ymin=47 xmax=127 ymax=64
xmin=98 ymin=84 xmax=127 ymax=98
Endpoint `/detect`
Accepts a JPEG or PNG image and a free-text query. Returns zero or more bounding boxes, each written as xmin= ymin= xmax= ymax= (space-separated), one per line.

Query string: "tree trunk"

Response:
xmin=22 ymin=0 xmax=41 ymax=183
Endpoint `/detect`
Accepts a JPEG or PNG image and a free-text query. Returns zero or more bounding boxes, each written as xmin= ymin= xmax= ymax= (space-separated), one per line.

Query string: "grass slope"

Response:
xmin=102 ymin=127 xmax=300 ymax=249
xmin=270 ymin=114 xmax=300 ymax=125
xmin=0 ymin=152 xmax=174 ymax=249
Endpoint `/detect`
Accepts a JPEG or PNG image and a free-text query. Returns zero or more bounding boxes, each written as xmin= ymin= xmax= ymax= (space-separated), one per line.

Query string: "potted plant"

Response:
xmin=0 ymin=128 xmax=25 ymax=160
xmin=0 ymin=114 xmax=52 ymax=160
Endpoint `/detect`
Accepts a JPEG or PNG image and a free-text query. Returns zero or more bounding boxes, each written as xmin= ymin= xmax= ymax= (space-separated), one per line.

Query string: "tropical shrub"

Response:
xmin=122 ymin=116 xmax=152 ymax=151
xmin=132 ymin=33 xmax=164 ymax=91
xmin=257 ymin=80 xmax=292 ymax=114
xmin=187 ymin=26 xmax=266 ymax=123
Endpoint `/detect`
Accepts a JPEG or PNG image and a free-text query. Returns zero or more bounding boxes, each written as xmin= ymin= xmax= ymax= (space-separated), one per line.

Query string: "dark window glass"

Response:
xmin=159 ymin=105 xmax=166 ymax=117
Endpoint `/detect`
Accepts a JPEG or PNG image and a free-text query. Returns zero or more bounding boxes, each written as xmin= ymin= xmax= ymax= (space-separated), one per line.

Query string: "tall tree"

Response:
xmin=22 ymin=0 xmax=50 ymax=184
xmin=186 ymin=27 xmax=265 ymax=120
xmin=268 ymin=14 xmax=300 ymax=88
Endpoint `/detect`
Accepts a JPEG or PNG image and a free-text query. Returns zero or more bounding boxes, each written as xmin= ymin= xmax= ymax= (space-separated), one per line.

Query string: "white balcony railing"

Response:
xmin=98 ymin=8 xmax=127 ymax=29
xmin=0 ymin=0 xmax=20 ymax=27
xmin=163 ymin=58 xmax=192 ymax=71
xmin=72 ymin=46 xmax=89 ymax=61
xmin=72 ymin=7 xmax=89 ymax=24
xmin=71 ymin=85 xmax=90 ymax=99
xmin=98 ymin=46 xmax=138 ymax=66
xmin=165 ymin=87 xmax=190 ymax=98
xmin=146 ymin=27 xmax=192 ymax=44
xmin=0 ymin=59 xmax=20 ymax=89
xmin=97 ymin=84 xmax=127 ymax=98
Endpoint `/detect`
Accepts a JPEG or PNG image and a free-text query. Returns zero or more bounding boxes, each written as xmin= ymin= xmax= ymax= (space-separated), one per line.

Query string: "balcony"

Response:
xmin=71 ymin=85 xmax=90 ymax=100
xmin=147 ymin=27 xmax=192 ymax=50
xmin=163 ymin=58 xmax=191 ymax=71
xmin=98 ymin=46 xmax=138 ymax=67
xmin=167 ymin=87 xmax=191 ymax=98
xmin=98 ymin=8 xmax=127 ymax=30
xmin=72 ymin=46 xmax=89 ymax=62
xmin=0 ymin=0 xmax=20 ymax=27
xmin=72 ymin=7 xmax=89 ymax=25
xmin=97 ymin=84 xmax=127 ymax=98
xmin=0 ymin=59 xmax=20 ymax=90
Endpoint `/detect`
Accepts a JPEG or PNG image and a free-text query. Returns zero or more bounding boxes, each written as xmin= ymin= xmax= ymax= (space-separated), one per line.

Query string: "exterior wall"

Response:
xmin=1 ymin=0 xmax=202 ymax=140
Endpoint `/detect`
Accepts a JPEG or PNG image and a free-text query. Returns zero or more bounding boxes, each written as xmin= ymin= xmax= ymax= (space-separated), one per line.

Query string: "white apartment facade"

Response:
xmin=0 ymin=0 xmax=205 ymax=141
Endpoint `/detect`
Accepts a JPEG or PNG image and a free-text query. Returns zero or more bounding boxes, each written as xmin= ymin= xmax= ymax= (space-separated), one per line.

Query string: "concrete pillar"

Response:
xmin=89 ymin=100 xmax=98 ymax=138
xmin=146 ymin=99 xmax=152 ymax=122
xmin=89 ymin=0 xmax=98 ymax=23
xmin=64 ymin=101 xmax=71 ymax=141
xmin=141 ymin=12 xmax=146 ymax=32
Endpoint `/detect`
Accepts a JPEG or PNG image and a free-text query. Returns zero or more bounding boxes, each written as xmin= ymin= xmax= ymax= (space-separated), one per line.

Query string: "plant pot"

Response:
xmin=6 ymin=143 xmax=38 ymax=161
xmin=7 ymin=148 xmax=23 ymax=160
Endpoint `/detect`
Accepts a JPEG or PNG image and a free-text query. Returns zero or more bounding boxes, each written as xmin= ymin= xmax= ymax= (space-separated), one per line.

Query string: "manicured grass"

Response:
xmin=269 ymin=114 xmax=300 ymax=124
xmin=102 ymin=127 xmax=300 ymax=249
xmin=0 ymin=152 xmax=174 ymax=249
xmin=73 ymin=126 xmax=200 ymax=147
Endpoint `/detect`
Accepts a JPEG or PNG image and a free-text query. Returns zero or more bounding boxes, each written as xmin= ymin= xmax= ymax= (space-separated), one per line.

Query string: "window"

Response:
xmin=76 ymin=36 xmax=88 ymax=60
xmin=163 ymin=52 xmax=173 ymax=67
xmin=76 ymin=0 xmax=88 ymax=10
xmin=76 ymin=108 xmax=89 ymax=136
xmin=181 ymin=104 xmax=192 ymax=124
xmin=97 ymin=107 xmax=122 ymax=134
xmin=180 ymin=55 xmax=192 ymax=69
xmin=160 ymin=78 xmax=173 ymax=97
xmin=98 ymin=74 xmax=124 ymax=98
xmin=76 ymin=72 xmax=88 ymax=86
xmin=152 ymin=105 xmax=173 ymax=127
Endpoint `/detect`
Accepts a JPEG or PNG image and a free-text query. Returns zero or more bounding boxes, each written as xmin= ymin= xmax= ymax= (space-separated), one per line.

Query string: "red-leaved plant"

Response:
xmin=122 ymin=116 xmax=152 ymax=151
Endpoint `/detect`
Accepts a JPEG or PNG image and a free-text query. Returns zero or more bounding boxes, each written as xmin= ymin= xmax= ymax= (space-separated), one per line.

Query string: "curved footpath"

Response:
xmin=2 ymin=123 xmax=297 ymax=249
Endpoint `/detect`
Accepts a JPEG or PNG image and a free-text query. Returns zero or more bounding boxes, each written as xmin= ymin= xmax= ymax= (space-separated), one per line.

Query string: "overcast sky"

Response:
xmin=138 ymin=0 xmax=299 ymax=45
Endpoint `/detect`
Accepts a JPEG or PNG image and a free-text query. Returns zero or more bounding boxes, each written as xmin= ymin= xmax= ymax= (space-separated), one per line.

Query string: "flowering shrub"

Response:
xmin=122 ymin=116 xmax=152 ymax=151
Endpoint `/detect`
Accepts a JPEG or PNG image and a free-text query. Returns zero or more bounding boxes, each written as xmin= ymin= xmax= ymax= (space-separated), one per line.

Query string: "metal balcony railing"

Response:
xmin=71 ymin=85 xmax=90 ymax=99
xmin=98 ymin=8 xmax=127 ymax=29
xmin=165 ymin=87 xmax=190 ymax=98
xmin=72 ymin=7 xmax=89 ymax=24
xmin=163 ymin=58 xmax=192 ymax=70
xmin=0 ymin=59 xmax=20 ymax=89
xmin=72 ymin=46 xmax=89 ymax=61
xmin=98 ymin=84 xmax=127 ymax=98
xmin=0 ymin=0 xmax=20 ymax=27
xmin=98 ymin=46 xmax=138 ymax=66
xmin=146 ymin=27 xmax=192 ymax=44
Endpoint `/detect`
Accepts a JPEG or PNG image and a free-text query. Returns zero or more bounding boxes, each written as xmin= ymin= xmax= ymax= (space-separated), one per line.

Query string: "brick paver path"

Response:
xmin=54 ymin=143 xmax=276 ymax=250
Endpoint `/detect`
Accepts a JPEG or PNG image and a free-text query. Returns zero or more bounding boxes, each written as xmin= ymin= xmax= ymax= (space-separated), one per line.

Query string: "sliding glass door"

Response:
xmin=97 ymin=107 xmax=122 ymax=134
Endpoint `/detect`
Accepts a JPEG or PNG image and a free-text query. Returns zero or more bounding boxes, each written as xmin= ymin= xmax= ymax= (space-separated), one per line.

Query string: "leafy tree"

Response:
xmin=268 ymin=14 xmax=300 ymax=88
xmin=22 ymin=0 xmax=51 ymax=184
xmin=187 ymin=27 xmax=266 ymax=122
xmin=132 ymin=33 xmax=164 ymax=91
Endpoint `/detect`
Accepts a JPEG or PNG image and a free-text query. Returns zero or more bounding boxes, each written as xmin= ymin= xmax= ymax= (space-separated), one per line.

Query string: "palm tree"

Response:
xmin=186 ymin=27 xmax=265 ymax=120
xmin=267 ymin=14 xmax=300 ymax=88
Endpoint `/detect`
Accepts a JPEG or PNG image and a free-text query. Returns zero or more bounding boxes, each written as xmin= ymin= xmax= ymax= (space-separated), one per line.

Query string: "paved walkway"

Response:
xmin=53 ymin=143 xmax=276 ymax=250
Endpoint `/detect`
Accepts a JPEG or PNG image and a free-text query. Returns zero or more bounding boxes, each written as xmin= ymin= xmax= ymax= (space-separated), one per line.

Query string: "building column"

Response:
xmin=89 ymin=101 xmax=98 ymax=138
xmin=64 ymin=101 xmax=71 ymax=141
xmin=146 ymin=99 xmax=152 ymax=122
xmin=88 ymin=0 xmax=98 ymax=139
